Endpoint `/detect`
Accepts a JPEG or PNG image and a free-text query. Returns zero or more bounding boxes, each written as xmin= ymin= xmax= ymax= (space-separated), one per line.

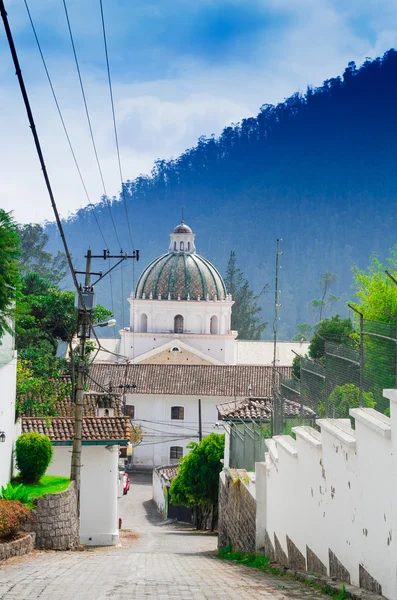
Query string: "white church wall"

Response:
xmin=127 ymin=393 xmax=234 ymax=469
xmin=47 ymin=444 xmax=120 ymax=546
xmin=120 ymin=330 xmax=237 ymax=364
xmin=254 ymin=393 xmax=397 ymax=599
xmin=0 ymin=349 xmax=17 ymax=489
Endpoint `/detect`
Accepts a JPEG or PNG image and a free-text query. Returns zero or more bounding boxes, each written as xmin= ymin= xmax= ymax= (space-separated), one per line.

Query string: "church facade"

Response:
xmin=120 ymin=220 xmax=238 ymax=365
xmin=92 ymin=220 xmax=306 ymax=470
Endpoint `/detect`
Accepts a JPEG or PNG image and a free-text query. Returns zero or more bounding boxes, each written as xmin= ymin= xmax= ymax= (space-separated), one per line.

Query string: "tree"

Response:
xmin=0 ymin=210 xmax=20 ymax=336
xmin=292 ymin=323 xmax=313 ymax=342
xmin=309 ymin=271 xmax=339 ymax=322
xmin=351 ymin=248 xmax=397 ymax=411
xmin=169 ymin=433 xmax=224 ymax=530
xmin=16 ymin=273 xmax=112 ymax=416
xmin=224 ymin=251 xmax=267 ymax=339
xmin=317 ymin=383 xmax=375 ymax=418
xmin=16 ymin=358 xmax=71 ymax=416
xmin=308 ymin=315 xmax=354 ymax=361
xmin=351 ymin=247 xmax=397 ymax=321
xmin=17 ymin=223 xmax=67 ymax=285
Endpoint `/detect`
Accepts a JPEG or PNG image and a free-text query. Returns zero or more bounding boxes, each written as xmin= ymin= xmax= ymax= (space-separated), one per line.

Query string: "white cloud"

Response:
xmin=0 ymin=0 xmax=396 ymax=223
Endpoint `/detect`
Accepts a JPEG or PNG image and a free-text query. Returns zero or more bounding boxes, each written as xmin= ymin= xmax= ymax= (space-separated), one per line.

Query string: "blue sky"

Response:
xmin=1 ymin=0 xmax=396 ymax=223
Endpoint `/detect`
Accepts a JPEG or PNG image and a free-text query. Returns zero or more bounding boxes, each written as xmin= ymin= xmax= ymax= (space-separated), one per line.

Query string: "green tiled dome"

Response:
xmin=136 ymin=253 xmax=227 ymax=300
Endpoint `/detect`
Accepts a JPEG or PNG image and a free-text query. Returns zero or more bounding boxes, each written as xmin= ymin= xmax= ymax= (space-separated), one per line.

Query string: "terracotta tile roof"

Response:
xmin=26 ymin=393 xmax=123 ymax=418
xmin=21 ymin=417 xmax=130 ymax=443
xmin=217 ymin=397 xmax=316 ymax=421
xmin=157 ymin=465 xmax=179 ymax=482
xmin=89 ymin=364 xmax=292 ymax=397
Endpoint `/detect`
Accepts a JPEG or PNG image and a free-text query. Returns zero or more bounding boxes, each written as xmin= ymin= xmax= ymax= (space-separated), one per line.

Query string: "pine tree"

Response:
xmin=224 ymin=251 xmax=267 ymax=339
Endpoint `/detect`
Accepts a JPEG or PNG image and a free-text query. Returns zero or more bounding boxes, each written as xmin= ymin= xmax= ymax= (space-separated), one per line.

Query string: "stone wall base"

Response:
xmin=27 ymin=481 xmax=79 ymax=550
xmin=0 ymin=533 xmax=35 ymax=561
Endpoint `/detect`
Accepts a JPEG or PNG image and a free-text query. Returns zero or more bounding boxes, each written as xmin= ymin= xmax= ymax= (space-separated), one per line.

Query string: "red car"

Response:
xmin=123 ymin=473 xmax=130 ymax=495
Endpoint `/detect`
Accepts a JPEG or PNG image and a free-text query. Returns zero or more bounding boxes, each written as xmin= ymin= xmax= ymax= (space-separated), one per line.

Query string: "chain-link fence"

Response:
xmin=272 ymin=317 xmax=397 ymax=433
xmin=229 ymin=421 xmax=268 ymax=471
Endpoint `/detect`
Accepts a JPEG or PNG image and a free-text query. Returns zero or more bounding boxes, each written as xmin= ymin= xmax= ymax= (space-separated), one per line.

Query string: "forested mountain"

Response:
xmin=45 ymin=49 xmax=397 ymax=339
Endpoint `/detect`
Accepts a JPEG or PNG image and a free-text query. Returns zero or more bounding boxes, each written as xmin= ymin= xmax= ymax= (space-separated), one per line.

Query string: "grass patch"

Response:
xmin=12 ymin=475 xmax=70 ymax=501
xmin=218 ymin=545 xmax=348 ymax=599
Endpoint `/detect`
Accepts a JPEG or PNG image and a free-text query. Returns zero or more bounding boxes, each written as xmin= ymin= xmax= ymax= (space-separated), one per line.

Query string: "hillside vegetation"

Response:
xmin=45 ymin=49 xmax=397 ymax=338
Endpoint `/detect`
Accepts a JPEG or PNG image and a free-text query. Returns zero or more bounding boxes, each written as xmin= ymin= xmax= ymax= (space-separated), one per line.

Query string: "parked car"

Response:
xmin=123 ymin=473 xmax=130 ymax=495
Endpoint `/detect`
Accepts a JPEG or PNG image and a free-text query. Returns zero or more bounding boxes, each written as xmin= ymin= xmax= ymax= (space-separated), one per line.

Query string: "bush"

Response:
xmin=15 ymin=432 xmax=53 ymax=484
xmin=0 ymin=500 xmax=31 ymax=541
xmin=0 ymin=482 xmax=33 ymax=505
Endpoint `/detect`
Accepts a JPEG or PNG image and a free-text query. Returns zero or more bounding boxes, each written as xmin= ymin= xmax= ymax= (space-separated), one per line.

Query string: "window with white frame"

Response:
xmin=125 ymin=405 xmax=135 ymax=419
xmin=171 ymin=406 xmax=184 ymax=420
xmin=170 ymin=446 xmax=183 ymax=462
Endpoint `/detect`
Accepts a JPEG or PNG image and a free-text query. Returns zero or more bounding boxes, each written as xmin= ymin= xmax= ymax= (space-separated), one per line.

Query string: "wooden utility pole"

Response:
xmin=198 ymin=398 xmax=202 ymax=442
xmin=70 ymin=249 xmax=139 ymax=508
xmin=70 ymin=250 xmax=92 ymax=499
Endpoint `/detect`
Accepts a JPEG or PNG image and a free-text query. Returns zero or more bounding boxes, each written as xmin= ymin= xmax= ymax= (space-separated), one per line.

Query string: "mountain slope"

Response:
xmin=45 ymin=49 xmax=397 ymax=338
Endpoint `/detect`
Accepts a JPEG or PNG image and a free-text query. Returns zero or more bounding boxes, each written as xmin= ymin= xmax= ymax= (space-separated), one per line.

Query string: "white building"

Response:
xmin=95 ymin=220 xmax=308 ymax=367
xmin=0 ymin=330 xmax=19 ymax=489
xmin=89 ymin=220 xmax=304 ymax=469
xmin=22 ymin=399 xmax=130 ymax=546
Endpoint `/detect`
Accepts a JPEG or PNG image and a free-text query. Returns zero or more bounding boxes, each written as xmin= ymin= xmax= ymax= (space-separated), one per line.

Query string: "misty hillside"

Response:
xmin=45 ymin=49 xmax=397 ymax=339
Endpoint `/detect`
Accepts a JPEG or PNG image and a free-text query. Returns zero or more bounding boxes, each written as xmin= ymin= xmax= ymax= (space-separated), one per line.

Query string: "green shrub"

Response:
xmin=0 ymin=500 xmax=31 ymax=541
xmin=0 ymin=482 xmax=33 ymax=505
xmin=15 ymin=432 xmax=53 ymax=484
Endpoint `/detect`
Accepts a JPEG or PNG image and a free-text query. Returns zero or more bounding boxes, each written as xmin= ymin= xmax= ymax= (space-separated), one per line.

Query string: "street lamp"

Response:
xmin=93 ymin=318 xmax=117 ymax=328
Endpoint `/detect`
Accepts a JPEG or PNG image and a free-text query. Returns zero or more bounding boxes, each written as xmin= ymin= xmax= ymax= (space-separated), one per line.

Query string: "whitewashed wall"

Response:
xmin=127 ymin=393 xmax=229 ymax=469
xmin=47 ymin=444 xmax=120 ymax=546
xmin=255 ymin=389 xmax=397 ymax=599
xmin=152 ymin=468 xmax=168 ymax=518
xmin=129 ymin=298 xmax=233 ymax=336
xmin=0 ymin=354 xmax=17 ymax=489
xmin=120 ymin=330 xmax=237 ymax=364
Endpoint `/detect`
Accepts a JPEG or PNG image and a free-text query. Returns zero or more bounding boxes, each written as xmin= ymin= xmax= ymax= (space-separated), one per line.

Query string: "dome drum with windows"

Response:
xmin=135 ymin=221 xmax=229 ymax=301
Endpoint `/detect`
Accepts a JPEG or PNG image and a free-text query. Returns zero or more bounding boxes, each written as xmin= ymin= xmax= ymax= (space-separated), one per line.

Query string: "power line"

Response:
xmin=99 ymin=0 xmax=134 ymax=253
xmin=22 ymin=1 xmax=117 ymax=316
xmin=61 ymin=0 xmax=122 ymax=250
xmin=0 ymin=0 xmax=83 ymax=307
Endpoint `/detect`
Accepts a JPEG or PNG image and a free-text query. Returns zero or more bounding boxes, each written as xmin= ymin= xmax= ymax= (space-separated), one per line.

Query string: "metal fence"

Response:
xmin=273 ymin=317 xmax=397 ymax=433
xmin=0 ymin=330 xmax=14 ymax=367
xmin=229 ymin=421 xmax=268 ymax=471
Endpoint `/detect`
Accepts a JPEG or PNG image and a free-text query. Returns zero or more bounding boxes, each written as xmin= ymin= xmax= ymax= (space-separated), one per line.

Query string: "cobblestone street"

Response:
xmin=0 ymin=473 xmax=329 ymax=599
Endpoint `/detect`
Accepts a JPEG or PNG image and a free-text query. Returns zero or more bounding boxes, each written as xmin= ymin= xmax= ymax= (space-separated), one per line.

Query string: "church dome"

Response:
xmin=136 ymin=222 xmax=227 ymax=301
xmin=173 ymin=222 xmax=192 ymax=234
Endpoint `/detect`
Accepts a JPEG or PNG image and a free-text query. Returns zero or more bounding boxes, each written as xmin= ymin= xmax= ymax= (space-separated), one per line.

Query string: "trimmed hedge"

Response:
xmin=15 ymin=432 xmax=53 ymax=484
xmin=0 ymin=500 xmax=31 ymax=541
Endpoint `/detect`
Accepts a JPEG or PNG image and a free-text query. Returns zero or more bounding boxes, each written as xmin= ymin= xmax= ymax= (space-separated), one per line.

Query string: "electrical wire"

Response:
xmin=23 ymin=0 xmax=117 ymax=313
xmin=62 ymin=0 xmax=122 ymax=250
xmin=23 ymin=0 xmax=109 ymax=251
xmin=99 ymin=0 xmax=134 ymax=253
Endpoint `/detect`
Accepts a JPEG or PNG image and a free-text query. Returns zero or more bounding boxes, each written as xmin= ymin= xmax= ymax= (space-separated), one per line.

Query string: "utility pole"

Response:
xmin=348 ymin=304 xmax=364 ymax=408
xmin=198 ymin=398 xmax=202 ymax=442
xmin=271 ymin=239 xmax=282 ymax=436
xmin=70 ymin=250 xmax=92 ymax=495
xmin=70 ymin=249 xmax=139 ymax=508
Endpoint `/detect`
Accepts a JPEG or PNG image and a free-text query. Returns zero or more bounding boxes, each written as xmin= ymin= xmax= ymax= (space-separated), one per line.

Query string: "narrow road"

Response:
xmin=0 ymin=472 xmax=328 ymax=599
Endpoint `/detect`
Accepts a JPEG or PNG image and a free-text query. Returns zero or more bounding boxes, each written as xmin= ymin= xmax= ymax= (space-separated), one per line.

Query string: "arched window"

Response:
xmin=170 ymin=446 xmax=183 ymax=463
xmin=174 ymin=314 xmax=184 ymax=333
xmin=171 ymin=406 xmax=184 ymax=420
xmin=180 ymin=241 xmax=184 ymax=251
xmin=174 ymin=241 xmax=177 ymax=251
xmin=187 ymin=242 xmax=190 ymax=251
xmin=140 ymin=313 xmax=147 ymax=333
xmin=104 ymin=408 xmax=109 ymax=417
xmin=210 ymin=315 xmax=218 ymax=334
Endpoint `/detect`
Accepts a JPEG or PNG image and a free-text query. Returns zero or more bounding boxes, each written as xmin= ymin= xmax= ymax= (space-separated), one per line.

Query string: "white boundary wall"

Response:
xmin=255 ymin=389 xmax=397 ymax=599
xmin=47 ymin=445 xmax=120 ymax=546
xmin=0 ymin=354 xmax=18 ymax=489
